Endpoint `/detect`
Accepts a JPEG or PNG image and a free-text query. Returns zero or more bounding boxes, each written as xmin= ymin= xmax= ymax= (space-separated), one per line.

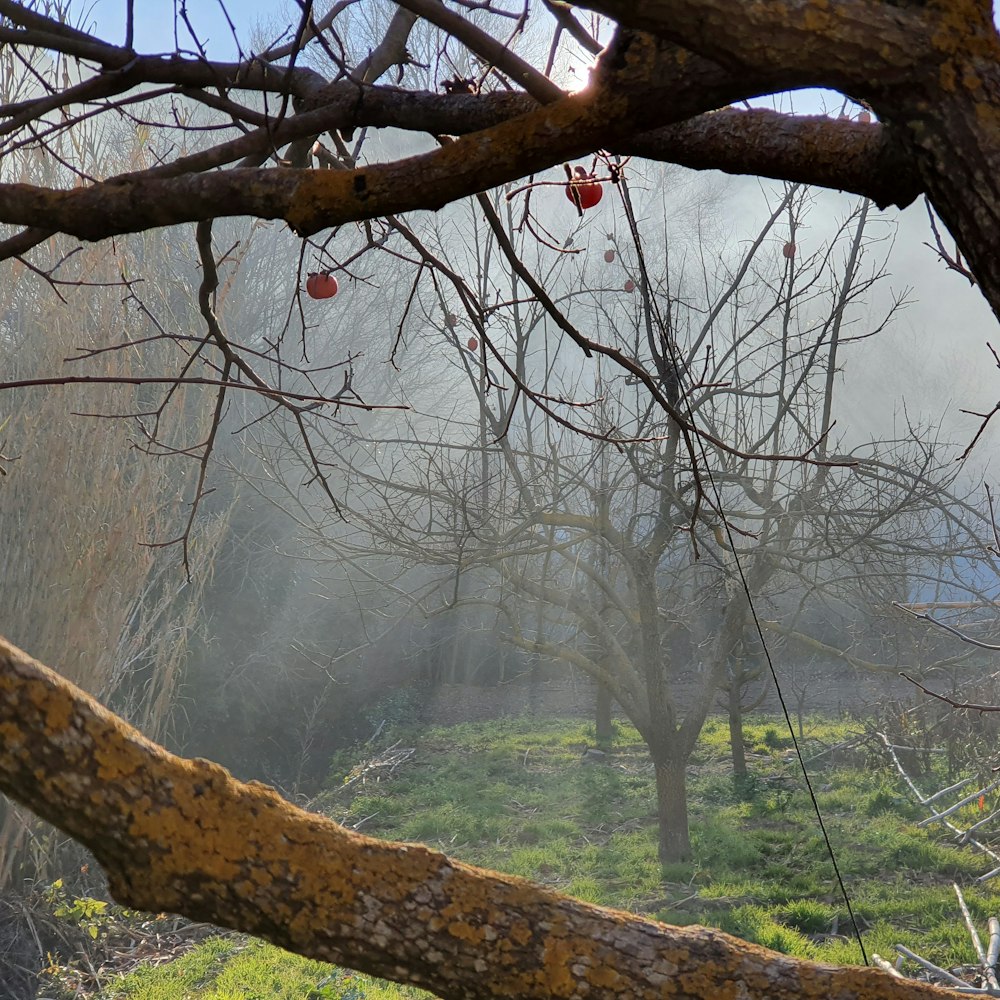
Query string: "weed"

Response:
xmin=45 ymin=879 xmax=110 ymax=940
xmin=780 ymin=898 xmax=837 ymax=934
xmin=763 ymin=728 xmax=783 ymax=750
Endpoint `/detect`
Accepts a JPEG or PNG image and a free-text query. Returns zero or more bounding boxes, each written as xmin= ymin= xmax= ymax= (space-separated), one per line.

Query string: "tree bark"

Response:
xmin=1 ymin=634 xmax=957 ymax=1000
xmin=595 ymin=681 xmax=614 ymax=745
xmin=652 ymin=752 xmax=692 ymax=864
xmin=728 ymin=679 xmax=748 ymax=781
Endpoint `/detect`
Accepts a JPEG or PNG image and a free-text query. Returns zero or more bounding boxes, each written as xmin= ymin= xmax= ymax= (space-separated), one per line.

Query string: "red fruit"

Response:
xmin=604 ymin=249 xmax=616 ymax=263
xmin=857 ymin=109 xmax=872 ymax=123
xmin=306 ymin=272 xmax=338 ymax=299
xmin=467 ymin=336 xmax=478 ymax=351
xmin=783 ymin=242 xmax=796 ymax=260
xmin=623 ymin=279 xmax=635 ymax=293
xmin=565 ymin=169 xmax=603 ymax=211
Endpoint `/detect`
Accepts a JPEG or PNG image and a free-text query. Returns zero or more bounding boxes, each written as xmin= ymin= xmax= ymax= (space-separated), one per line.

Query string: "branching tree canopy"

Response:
xmin=258 ymin=182 xmax=992 ymax=866
xmin=2 ymin=1 xmax=999 ymax=997
xmin=0 ymin=0 xmax=997 ymax=310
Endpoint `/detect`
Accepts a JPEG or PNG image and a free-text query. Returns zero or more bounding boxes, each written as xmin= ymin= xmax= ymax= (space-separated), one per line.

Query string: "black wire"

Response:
xmin=615 ymin=168 xmax=869 ymax=966
xmin=718 ymin=517 xmax=870 ymax=967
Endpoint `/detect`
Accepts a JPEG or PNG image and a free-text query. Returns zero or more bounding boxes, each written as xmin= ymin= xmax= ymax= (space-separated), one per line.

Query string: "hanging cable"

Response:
xmin=719 ymin=520 xmax=870 ymax=966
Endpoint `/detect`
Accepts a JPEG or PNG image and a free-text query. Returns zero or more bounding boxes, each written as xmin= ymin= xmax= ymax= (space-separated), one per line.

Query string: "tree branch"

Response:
xmin=0 ymin=636 xmax=958 ymax=1000
xmin=623 ymin=109 xmax=922 ymax=211
xmin=574 ymin=0 xmax=937 ymax=94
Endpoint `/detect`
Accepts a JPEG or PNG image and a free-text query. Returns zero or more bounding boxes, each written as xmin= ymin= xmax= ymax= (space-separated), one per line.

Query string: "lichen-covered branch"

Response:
xmin=0 ymin=32 xmax=756 ymax=243
xmin=575 ymin=0 xmax=940 ymax=90
xmin=0 ymin=636 xmax=957 ymax=1000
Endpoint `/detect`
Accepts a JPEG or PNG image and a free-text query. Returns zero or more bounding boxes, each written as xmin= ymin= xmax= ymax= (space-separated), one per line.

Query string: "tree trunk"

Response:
xmin=652 ymin=753 xmax=691 ymax=864
xmin=728 ymin=677 xmax=748 ymax=780
xmin=595 ymin=681 xmax=614 ymax=745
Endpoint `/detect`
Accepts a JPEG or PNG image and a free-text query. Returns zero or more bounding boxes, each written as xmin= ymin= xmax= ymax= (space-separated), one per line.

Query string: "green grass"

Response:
xmin=95 ymin=938 xmax=426 ymax=1000
xmin=83 ymin=713 xmax=1000 ymax=997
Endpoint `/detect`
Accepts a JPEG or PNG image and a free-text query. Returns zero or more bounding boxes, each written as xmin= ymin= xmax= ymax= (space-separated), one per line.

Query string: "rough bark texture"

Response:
xmin=652 ymin=755 xmax=692 ymax=864
xmin=0 ymin=637 xmax=958 ymax=1000
xmin=728 ymin=684 xmax=748 ymax=781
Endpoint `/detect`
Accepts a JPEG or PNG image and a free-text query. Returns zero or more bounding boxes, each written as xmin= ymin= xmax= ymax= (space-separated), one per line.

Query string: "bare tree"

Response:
xmin=2 ymin=3 xmax=1000 ymax=996
xmin=260 ymin=178 xmax=990 ymax=863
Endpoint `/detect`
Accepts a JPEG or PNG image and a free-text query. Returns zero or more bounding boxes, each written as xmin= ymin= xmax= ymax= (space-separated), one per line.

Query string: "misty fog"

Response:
xmin=5 ymin=2 xmax=1000 ymax=996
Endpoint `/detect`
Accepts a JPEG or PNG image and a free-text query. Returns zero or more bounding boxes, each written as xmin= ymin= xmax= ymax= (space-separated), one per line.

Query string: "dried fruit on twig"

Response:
xmin=306 ymin=273 xmax=338 ymax=299
xmin=565 ymin=166 xmax=603 ymax=211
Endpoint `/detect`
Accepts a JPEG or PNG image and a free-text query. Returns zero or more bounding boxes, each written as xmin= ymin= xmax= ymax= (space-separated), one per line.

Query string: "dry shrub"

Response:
xmin=0 ymin=231 xmax=229 ymax=889
xmin=0 ymin=50 xmax=240 ymax=890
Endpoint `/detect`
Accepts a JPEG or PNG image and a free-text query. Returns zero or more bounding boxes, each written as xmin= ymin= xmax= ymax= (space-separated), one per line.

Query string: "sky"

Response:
xmin=78 ymin=0 xmax=277 ymax=57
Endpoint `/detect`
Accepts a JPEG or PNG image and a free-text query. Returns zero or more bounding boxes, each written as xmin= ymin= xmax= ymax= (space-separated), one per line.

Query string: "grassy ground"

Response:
xmin=69 ymin=713 xmax=1000 ymax=998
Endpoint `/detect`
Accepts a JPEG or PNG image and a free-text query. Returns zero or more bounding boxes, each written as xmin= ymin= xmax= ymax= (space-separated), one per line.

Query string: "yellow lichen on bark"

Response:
xmin=0 ymin=636 xmax=971 ymax=1000
xmin=448 ymin=920 xmax=486 ymax=944
xmin=924 ymin=0 xmax=1000 ymax=100
xmin=585 ymin=962 xmax=622 ymax=990
xmin=802 ymin=0 xmax=835 ymax=35
xmin=540 ymin=933 xmax=576 ymax=996
xmin=940 ymin=59 xmax=959 ymax=92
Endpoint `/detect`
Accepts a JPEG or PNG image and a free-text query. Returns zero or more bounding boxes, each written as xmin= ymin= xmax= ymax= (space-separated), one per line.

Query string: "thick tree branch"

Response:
xmin=623 ymin=110 xmax=922 ymax=211
xmin=0 ymin=36 xmax=760 ymax=242
xmin=0 ymin=636 xmax=958 ymax=1000
xmin=136 ymin=92 xmax=924 ymax=211
xmin=0 ymin=22 xmax=927 ymax=251
xmin=356 ymin=8 xmax=419 ymax=83
xmin=574 ymin=0 xmax=937 ymax=93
